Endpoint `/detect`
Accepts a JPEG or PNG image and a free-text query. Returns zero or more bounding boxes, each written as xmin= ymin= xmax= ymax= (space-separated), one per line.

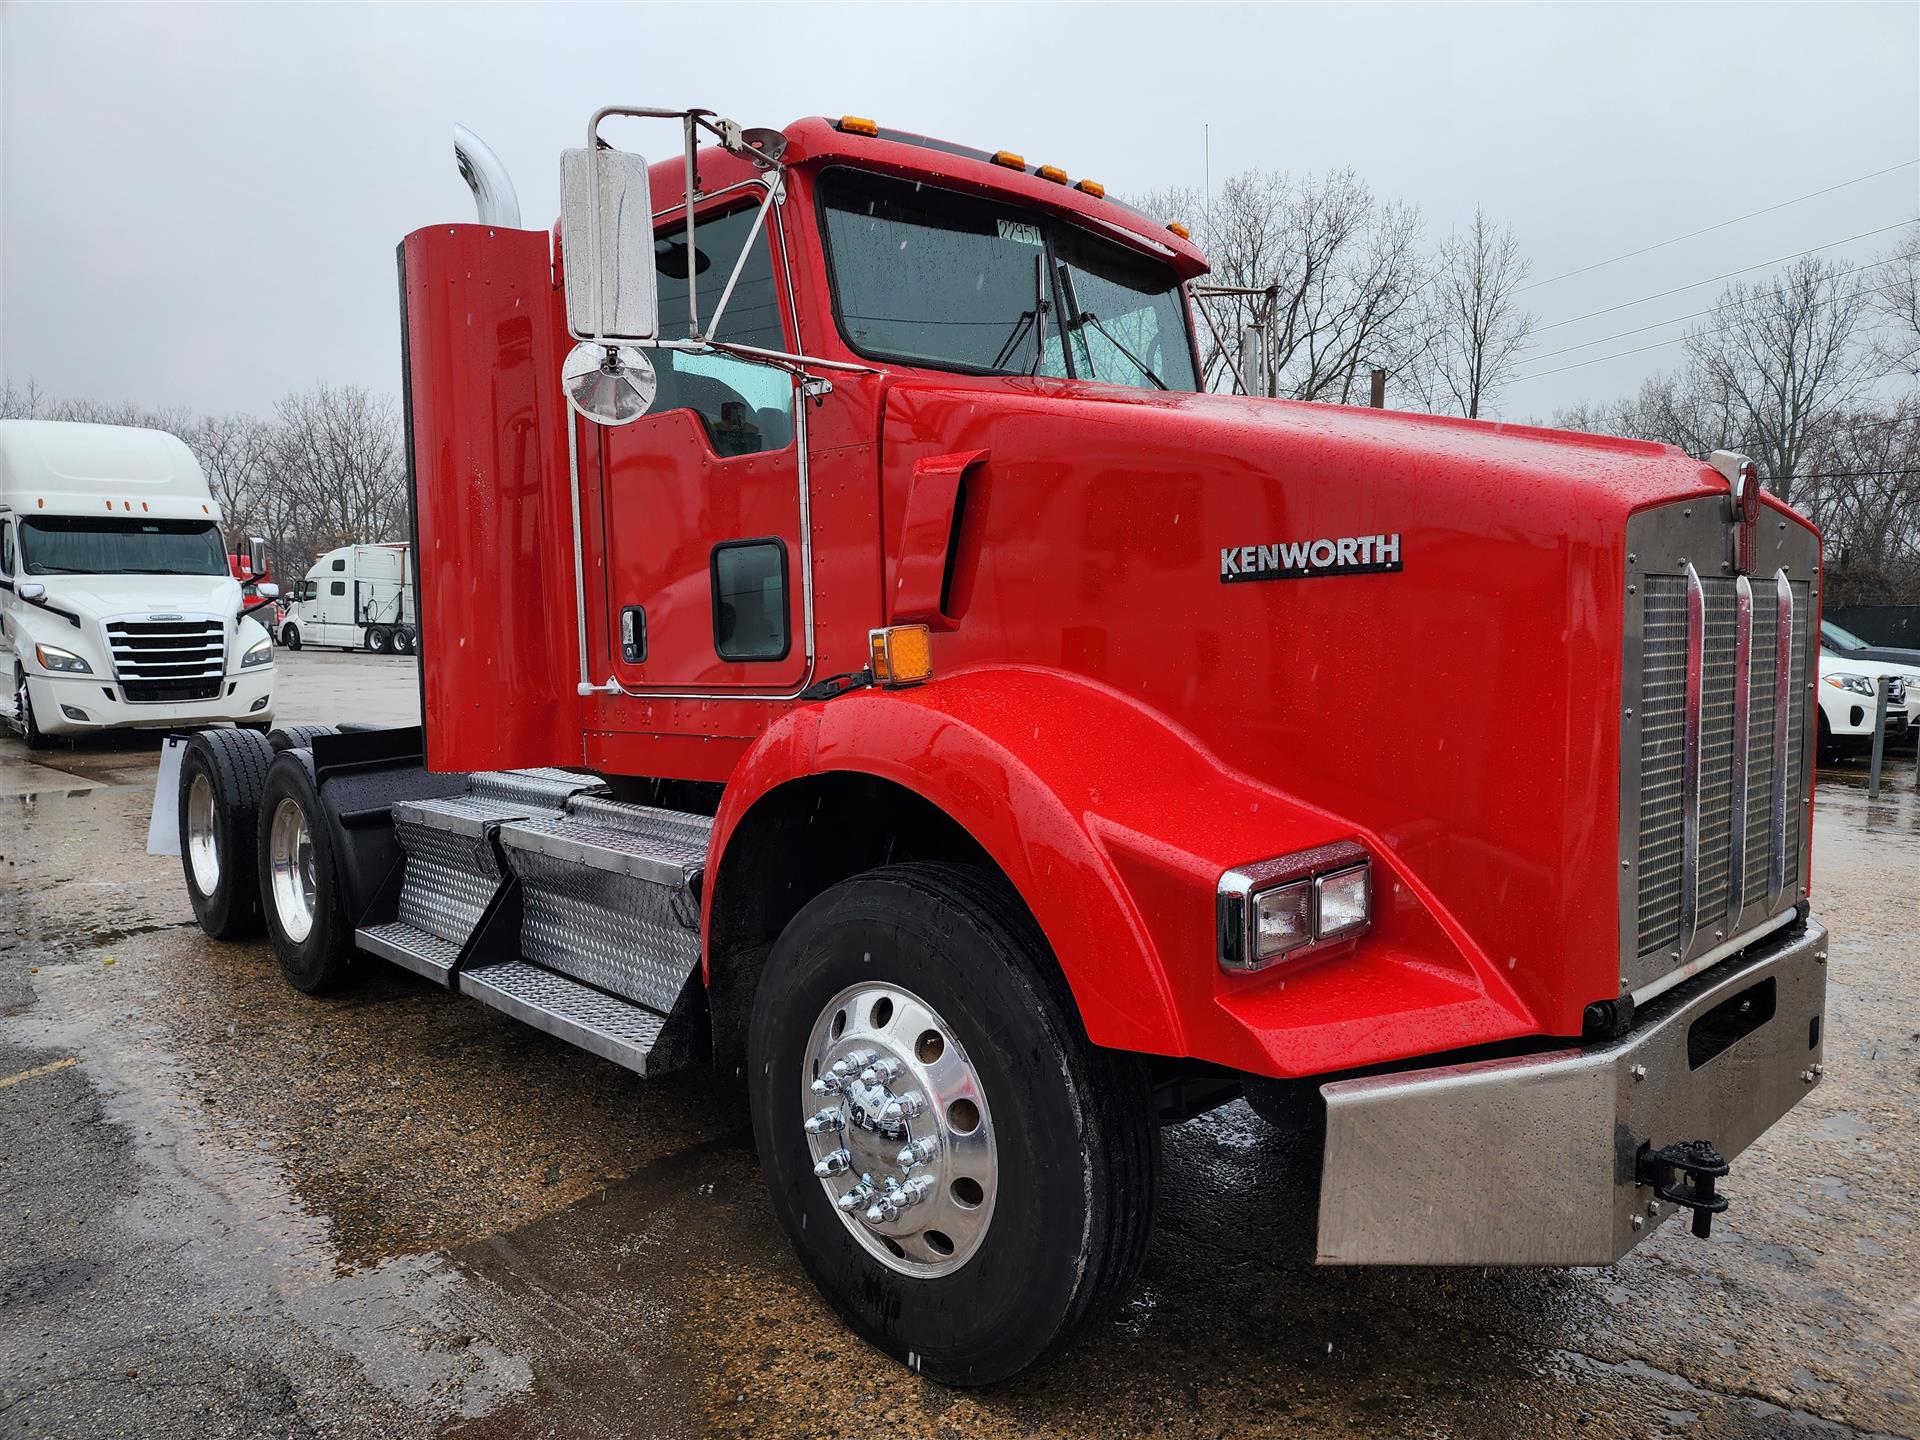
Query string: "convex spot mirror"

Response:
xmin=561 ymin=146 xmax=659 ymax=343
xmin=563 ymin=342 xmax=657 ymax=427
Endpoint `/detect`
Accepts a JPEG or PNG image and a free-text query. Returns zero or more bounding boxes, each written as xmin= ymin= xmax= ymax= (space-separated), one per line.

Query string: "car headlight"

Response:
xmin=1219 ymin=842 xmax=1373 ymax=972
xmin=1823 ymin=672 xmax=1877 ymax=697
xmin=241 ymin=637 xmax=274 ymax=668
xmin=33 ymin=643 xmax=92 ymax=674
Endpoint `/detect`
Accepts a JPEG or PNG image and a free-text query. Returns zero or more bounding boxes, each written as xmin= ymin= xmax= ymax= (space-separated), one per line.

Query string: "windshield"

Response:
xmin=20 ymin=516 xmax=227 ymax=577
xmin=818 ymin=168 xmax=1197 ymax=391
xmin=1820 ymin=620 xmax=1868 ymax=651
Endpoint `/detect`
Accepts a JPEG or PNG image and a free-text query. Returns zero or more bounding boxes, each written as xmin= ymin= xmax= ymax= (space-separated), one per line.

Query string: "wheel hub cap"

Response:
xmin=185 ymin=772 xmax=221 ymax=896
xmin=802 ymin=981 xmax=997 ymax=1277
xmin=267 ymin=796 xmax=317 ymax=943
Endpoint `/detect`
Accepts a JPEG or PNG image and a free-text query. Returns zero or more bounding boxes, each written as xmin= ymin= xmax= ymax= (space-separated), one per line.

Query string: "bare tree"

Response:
xmin=1867 ymin=222 xmax=1920 ymax=382
xmin=0 ymin=378 xmax=48 ymax=419
xmin=1143 ymin=169 xmax=1426 ymax=402
xmin=1684 ymin=253 xmax=1875 ymax=507
xmin=1409 ymin=208 xmax=1536 ymax=419
xmin=184 ymin=413 xmax=274 ymax=550
xmin=1797 ymin=396 xmax=1920 ymax=606
xmin=268 ymin=384 xmax=407 ymax=556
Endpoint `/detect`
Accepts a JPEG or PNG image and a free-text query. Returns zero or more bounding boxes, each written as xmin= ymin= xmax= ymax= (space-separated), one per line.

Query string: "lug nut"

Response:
xmin=882 ymin=1091 xmax=926 ymax=1123
xmin=830 ymin=1049 xmax=877 ymax=1080
xmin=861 ymin=1057 xmax=904 ymax=1086
xmin=813 ymin=1148 xmax=852 ymax=1177
xmin=1631 ymin=1216 xmax=1644 ymax=1231
xmin=839 ymin=1177 xmax=875 ymax=1211
xmin=897 ymin=1136 xmax=939 ymax=1169
xmin=804 ymin=1106 xmax=845 ymax=1134
xmin=811 ymin=1075 xmax=842 ymax=1096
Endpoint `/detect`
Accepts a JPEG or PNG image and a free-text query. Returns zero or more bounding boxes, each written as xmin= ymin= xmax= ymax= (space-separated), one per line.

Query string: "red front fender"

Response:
xmin=706 ymin=666 xmax=1537 ymax=1076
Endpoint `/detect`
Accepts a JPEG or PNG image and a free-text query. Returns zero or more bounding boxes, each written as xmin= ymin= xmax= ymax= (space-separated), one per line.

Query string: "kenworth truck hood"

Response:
xmin=878 ymin=379 xmax=1818 ymax=1039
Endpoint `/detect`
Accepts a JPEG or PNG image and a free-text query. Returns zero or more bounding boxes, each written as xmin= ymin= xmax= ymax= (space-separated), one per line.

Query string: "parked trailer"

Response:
xmin=163 ymin=109 xmax=1831 ymax=1385
xmin=278 ymin=542 xmax=415 ymax=654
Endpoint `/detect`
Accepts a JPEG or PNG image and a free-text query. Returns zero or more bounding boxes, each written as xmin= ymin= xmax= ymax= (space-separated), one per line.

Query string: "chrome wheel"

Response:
xmin=185 ymin=772 xmax=221 ymax=896
xmin=267 ymin=796 xmax=317 ymax=943
xmin=802 ymin=981 xmax=998 ymax=1277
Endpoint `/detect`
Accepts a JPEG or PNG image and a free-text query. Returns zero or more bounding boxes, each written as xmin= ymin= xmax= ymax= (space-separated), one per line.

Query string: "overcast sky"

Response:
xmin=2 ymin=2 xmax=1916 ymax=423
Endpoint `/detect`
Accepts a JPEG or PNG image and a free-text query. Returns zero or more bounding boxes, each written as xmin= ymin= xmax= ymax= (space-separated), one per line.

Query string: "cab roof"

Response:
xmin=646 ymin=116 xmax=1209 ymax=281
xmin=0 ymin=419 xmax=218 ymax=521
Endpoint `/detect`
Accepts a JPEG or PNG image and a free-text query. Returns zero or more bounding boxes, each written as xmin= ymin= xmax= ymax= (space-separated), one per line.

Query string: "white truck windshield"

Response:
xmin=21 ymin=516 xmax=227 ymax=576
xmin=818 ymin=169 xmax=1198 ymax=391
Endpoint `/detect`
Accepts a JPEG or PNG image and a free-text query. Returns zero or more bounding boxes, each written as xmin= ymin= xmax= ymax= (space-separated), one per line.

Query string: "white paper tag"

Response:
xmin=147 ymin=735 xmax=185 ymax=856
xmin=996 ymin=219 xmax=1042 ymax=246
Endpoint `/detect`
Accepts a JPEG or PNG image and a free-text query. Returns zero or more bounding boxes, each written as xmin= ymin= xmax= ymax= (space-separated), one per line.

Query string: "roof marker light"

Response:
xmin=838 ymin=115 xmax=880 ymax=137
xmin=1075 ymin=178 xmax=1106 ymax=198
xmin=1037 ymin=164 xmax=1068 ymax=184
xmin=991 ymin=150 xmax=1026 ymax=171
xmin=1168 ymin=220 xmax=1192 ymax=240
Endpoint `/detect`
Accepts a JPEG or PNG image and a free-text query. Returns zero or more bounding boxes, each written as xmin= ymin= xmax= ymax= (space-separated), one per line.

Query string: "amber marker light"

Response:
xmin=869 ymin=625 xmax=934 ymax=688
xmin=991 ymin=150 xmax=1026 ymax=171
xmin=1075 ymin=179 xmax=1106 ymax=197
xmin=1036 ymin=164 xmax=1069 ymax=184
xmin=837 ymin=116 xmax=880 ymax=137
xmin=1168 ymin=221 xmax=1192 ymax=240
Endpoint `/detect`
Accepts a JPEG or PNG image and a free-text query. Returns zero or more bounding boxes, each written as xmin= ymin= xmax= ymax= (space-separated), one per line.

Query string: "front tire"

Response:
xmin=256 ymin=754 xmax=357 ymax=993
xmin=281 ymin=624 xmax=302 ymax=651
xmin=747 ymin=863 xmax=1157 ymax=1386
xmin=13 ymin=670 xmax=53 ymax=751
xmin=178 ymin=728 xmax=273 ymax=938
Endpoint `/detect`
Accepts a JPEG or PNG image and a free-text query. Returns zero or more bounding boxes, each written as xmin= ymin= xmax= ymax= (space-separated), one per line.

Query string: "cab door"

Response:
xmin=590 ymin=195 xmax=807 ymax=694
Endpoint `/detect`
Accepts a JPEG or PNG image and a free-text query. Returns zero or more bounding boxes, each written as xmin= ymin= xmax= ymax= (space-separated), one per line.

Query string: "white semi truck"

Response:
xmin=278 ymin=542 xmax=416 ymax=654
xmin=1 ymin=420 xmax=278 ymax=748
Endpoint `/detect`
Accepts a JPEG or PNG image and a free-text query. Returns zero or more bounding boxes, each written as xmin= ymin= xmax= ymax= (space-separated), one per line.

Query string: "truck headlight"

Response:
xmin=34 ymin=643 xmax=91 ymax=674
xmin=241 ymin=637 xmax=274 ymax=668
xmin=1822 ymin=672 xmax=1876 ymax=697
xmin=1219 ymin=842 xmax=1373 ymax=971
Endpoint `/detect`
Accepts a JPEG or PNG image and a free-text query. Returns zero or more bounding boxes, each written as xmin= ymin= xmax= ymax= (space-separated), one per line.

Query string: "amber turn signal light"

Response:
xmin=869 ymin=625 xmax=934 ymax=688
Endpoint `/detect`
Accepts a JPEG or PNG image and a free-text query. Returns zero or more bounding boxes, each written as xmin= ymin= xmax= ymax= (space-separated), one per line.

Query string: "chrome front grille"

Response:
xmin=106 ymin=617 xmax=227 ymax=704
xmin=1622 ymin=500 xmax=1817 ymax=994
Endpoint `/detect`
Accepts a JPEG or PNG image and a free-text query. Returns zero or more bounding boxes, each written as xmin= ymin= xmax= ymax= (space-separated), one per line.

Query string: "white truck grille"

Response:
xmin=107 ymin=618 xmax=226 ymax=703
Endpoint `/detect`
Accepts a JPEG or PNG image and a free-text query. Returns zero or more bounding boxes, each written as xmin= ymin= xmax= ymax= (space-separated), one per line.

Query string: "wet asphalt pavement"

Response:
xmin=1 ymin=649 xmax=1916 ymax=1439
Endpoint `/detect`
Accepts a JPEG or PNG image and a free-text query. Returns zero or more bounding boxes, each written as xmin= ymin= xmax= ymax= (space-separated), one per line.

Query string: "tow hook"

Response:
xmin=1636 ymin=1139 xmax=1730 ymax=1239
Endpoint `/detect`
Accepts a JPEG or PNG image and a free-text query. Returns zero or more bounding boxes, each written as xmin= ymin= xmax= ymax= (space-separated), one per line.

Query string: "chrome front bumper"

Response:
xmin=1315 ymin=918 xmax=1828 ymax=1266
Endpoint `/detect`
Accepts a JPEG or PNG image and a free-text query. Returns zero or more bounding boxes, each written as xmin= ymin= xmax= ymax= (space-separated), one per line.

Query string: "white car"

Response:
xmin=1817 ymin=651 xmax=1918 ymax=755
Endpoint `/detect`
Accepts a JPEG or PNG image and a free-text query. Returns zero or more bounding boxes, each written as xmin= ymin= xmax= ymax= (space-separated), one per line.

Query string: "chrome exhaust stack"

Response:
xmin=453 ymin=124 xmax=521 ymax=227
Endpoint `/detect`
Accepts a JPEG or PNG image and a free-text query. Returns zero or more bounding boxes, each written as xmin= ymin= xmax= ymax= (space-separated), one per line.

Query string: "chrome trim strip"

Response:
xmin=1726 ymin=574 xmax=1753 ymax=922
xmin=1677 ymin=562 xmax=1706 ymax=957
xmin=1769 ymin=568 xmax=1793 ymax=904
xmin=1629 ymin=906 xmax=1796 ymax=1007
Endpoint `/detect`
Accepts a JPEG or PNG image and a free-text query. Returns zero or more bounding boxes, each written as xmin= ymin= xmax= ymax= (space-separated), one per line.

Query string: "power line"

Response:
xmin=1522 ymin=274 xmax=1907 ymax=368
xmin=1520 ymin=160 xmax=1919 ymax=293
xmin=1532 ymin=221 xmax=1914 ymax=335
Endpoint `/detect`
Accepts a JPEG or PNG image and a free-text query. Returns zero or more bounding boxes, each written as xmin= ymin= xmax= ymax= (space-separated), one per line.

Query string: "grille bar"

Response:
xmin=1677 ymin=563 xmax=1705 ymax=958
xmin=1726 ymin=574 xmax=1753 ymax=922
xmin=1768 ymin=569 xmax=1793 ymax=904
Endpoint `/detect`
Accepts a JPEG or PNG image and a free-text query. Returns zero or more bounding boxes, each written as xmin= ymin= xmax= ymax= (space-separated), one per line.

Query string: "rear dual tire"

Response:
xmin=256 ymin=754 xmax=357 ymax=994
xmin=179 ymin=727 xmax=274 ymax=939
xmin=748 ymin=863 xmax=1158 ymax=1387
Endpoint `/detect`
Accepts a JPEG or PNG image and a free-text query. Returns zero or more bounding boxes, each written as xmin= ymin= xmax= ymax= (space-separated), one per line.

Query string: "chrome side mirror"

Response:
xmin=18 ymin=581 xmax=46 ymax=602
xmin=247 ymin=535 xmax=267 ymax=577
xmin=254 ymin=582 xmax=280 ymax=600
xmin=561 ymin=146 xmax=659 ymax=344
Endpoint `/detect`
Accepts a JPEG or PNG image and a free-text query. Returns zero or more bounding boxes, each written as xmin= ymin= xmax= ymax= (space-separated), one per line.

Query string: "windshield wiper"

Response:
xmin=1074 ymin=311 xmax=1167 ymax=390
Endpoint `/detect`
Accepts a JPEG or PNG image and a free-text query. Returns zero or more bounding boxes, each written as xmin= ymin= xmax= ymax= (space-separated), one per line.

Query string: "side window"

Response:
xmin=650 ymin=204 xmax=793 ymax=457
xmin=330 ymin=581 xmax=346 ymax=597
xmin=331 ymin=557 xmax=346 ymax=572
xmin=711 ymin=540 xmax=789 ymax=661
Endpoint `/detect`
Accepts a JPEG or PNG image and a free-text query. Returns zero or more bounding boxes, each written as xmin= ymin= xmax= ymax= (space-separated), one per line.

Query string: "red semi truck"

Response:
xmin=166 ymin=108 xmax=1829 ymax=1384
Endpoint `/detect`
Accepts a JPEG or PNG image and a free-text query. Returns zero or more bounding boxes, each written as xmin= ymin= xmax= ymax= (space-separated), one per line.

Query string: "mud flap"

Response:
xmin=146 ymin=734 xmax=185 ymax=856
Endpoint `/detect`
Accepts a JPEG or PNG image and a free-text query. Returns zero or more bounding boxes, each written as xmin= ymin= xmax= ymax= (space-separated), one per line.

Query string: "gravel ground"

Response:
xmin=1 ymin=648 xmax=1915 ymax=1438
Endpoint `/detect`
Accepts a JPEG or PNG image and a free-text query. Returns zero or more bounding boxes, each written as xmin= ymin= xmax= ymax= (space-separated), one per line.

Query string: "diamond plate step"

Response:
xmin=497 ymin=800 xmax=713 ymax=1014
xmin=460 ymin=961 xmax=674 ymax=1076
xmin=356 ymin=920 xmax=463 ymax=983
